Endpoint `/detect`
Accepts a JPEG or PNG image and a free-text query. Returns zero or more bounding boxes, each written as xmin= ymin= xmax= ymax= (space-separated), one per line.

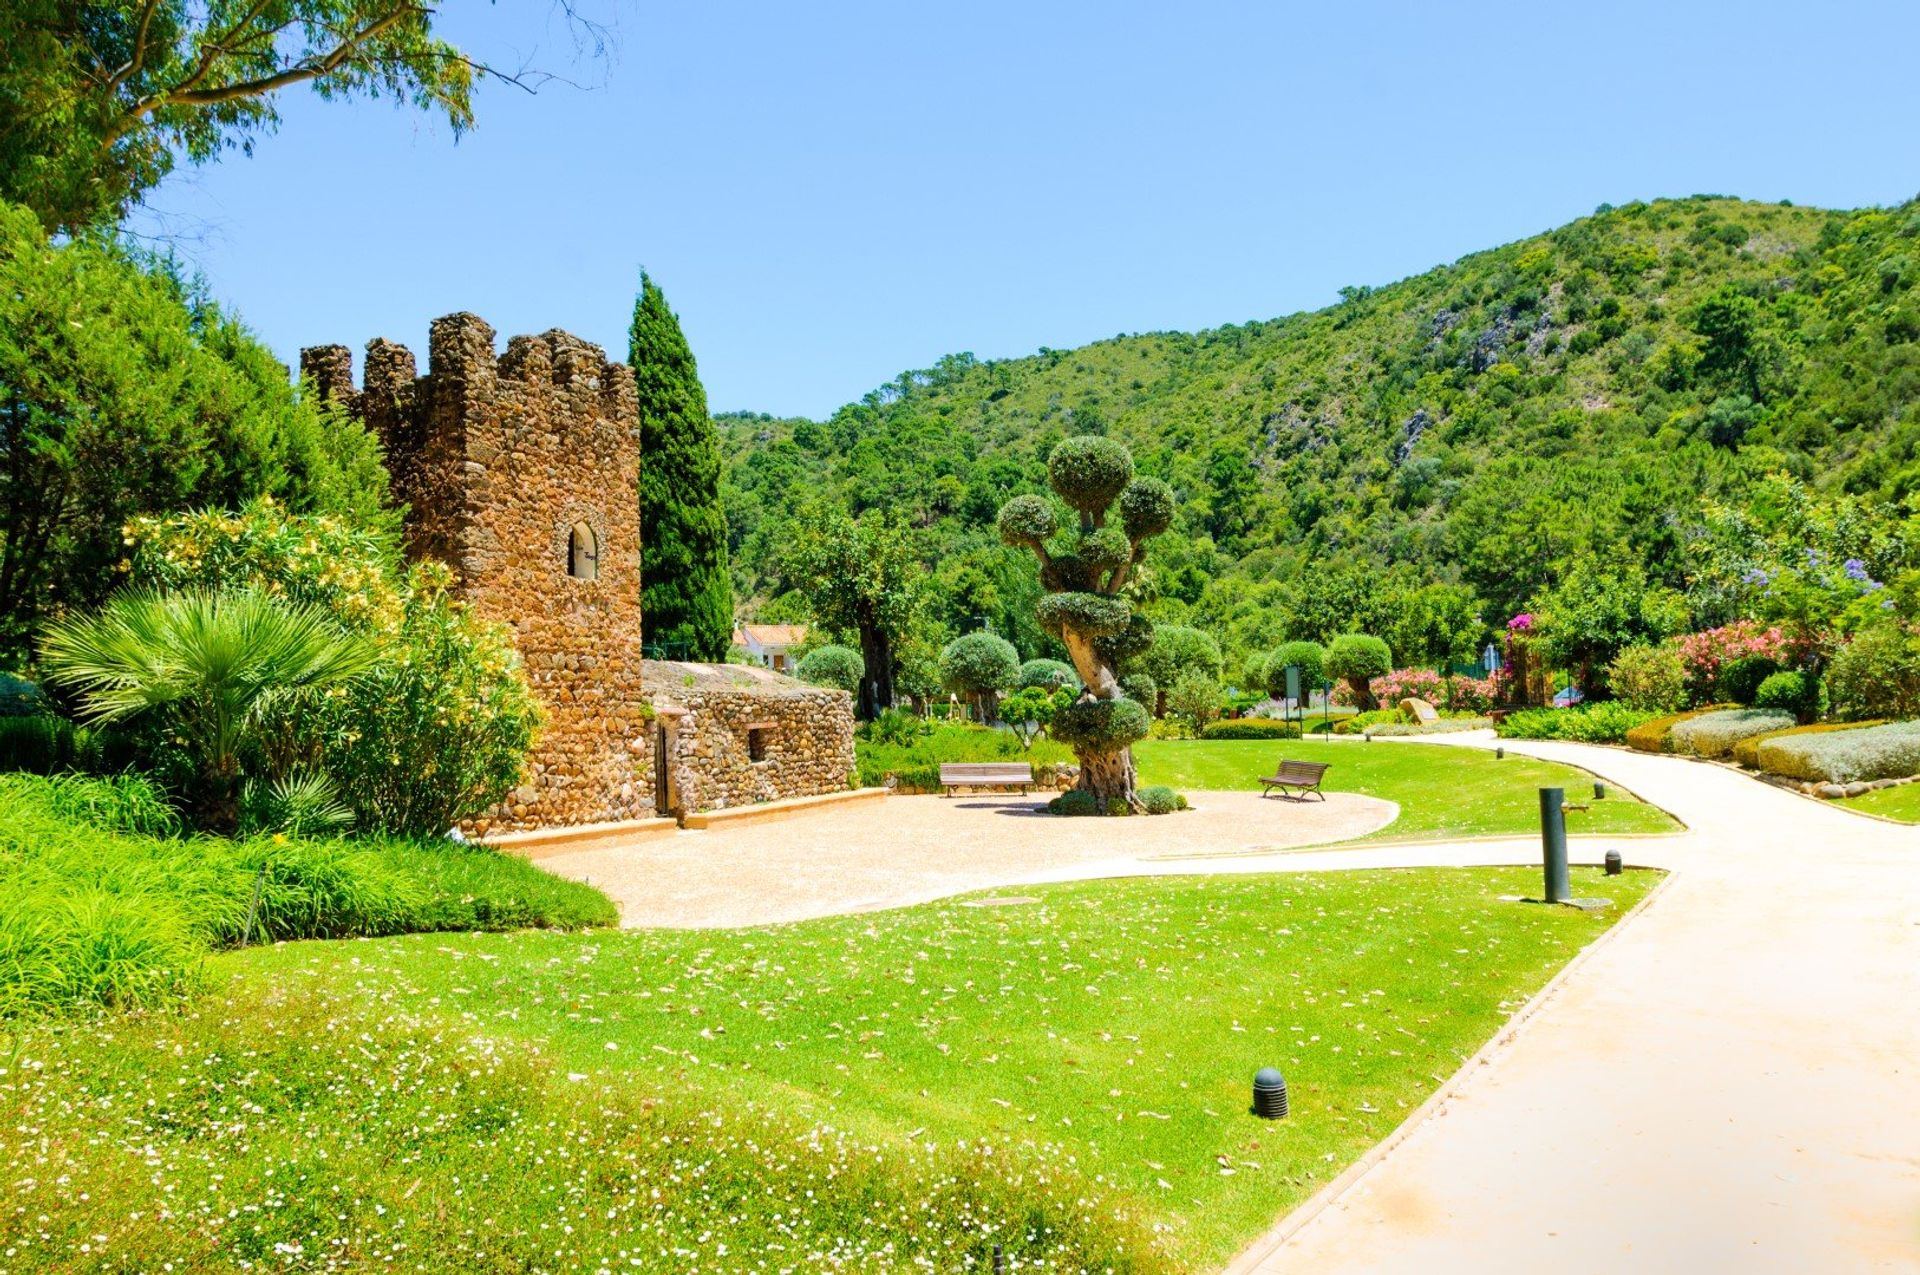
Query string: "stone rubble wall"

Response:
xmin=658 ymin=685 xmax=856 ymax=814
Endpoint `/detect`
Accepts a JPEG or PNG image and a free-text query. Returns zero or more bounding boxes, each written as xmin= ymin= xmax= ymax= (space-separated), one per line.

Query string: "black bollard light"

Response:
xmin=1539 ymin=788 xmax=1570 ymax=904
xmin=1496 ymin=746 xmax=1505 ymax=760
xmin=1594 ymin=781 xmax=1608 ymax=800
xmin=1605 ymin=850 xmax=1623 ymax=876
xmin=1253 ymin=1067 xmax=1289 ymax=1119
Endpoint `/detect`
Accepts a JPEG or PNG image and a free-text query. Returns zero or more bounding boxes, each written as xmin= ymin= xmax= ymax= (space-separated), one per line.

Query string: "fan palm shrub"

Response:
xmin=39 ymin=588 xmax=375 ymax=831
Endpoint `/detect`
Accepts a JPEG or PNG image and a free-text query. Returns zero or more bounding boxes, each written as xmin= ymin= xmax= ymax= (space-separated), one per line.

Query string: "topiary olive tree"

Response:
xmin=795 ymin=644 xmax=865 ymax=692
xmin=1325 ymin=634 xmax=1393 ymax=710
xmin=997 ymin=437 xmax=1173 ymax=809
xmin=1018 ymin=657 xmax=1081 ymax=693
xmin=940 ymin=631 xmax=1020 ymax=721
xmin=1264 ymin=640 xmax=1327 ymax=700
xmin=1137 ymin=624 xmax=1223 ymax=714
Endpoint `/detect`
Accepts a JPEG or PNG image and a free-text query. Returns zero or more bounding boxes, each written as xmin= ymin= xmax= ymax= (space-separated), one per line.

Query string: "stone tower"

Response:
xmin=302 ymin=314 xmax=655 ymax=831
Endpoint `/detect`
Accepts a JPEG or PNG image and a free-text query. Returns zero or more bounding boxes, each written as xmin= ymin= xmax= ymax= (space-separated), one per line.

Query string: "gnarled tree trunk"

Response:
xmin=1059 ymin=634 xmax=1142 ymax=810
xmin=1072 ymin=741 xmax=1137 ymax=808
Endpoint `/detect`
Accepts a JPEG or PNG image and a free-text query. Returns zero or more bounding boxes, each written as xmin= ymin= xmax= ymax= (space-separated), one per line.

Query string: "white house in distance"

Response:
xmin=733 ymin=623 xmax=808 ymax=673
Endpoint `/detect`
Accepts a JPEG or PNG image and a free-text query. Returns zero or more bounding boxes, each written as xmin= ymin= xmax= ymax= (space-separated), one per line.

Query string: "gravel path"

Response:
xmin=536 ymin=788 xmax=1397 ymax=928
xmin=1232 ymin=733 xmax=1920 ymax=1275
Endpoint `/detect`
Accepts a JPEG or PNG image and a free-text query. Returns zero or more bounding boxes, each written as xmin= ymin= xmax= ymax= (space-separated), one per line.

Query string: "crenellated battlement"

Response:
xmin=300 ymin=314 xmax=651 ymax=832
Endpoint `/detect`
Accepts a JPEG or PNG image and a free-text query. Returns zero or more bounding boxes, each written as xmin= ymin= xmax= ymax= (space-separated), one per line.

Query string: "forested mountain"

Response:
xmin=720 ymin=195 xmax=1920 ymax=676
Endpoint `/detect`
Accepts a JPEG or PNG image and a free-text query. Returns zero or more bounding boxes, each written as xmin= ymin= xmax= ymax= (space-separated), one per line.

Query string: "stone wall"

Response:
xmin=303 ymin=316 xmax=656 ymax=832
xmin=646 ymin=662 xmax=855 ymax=814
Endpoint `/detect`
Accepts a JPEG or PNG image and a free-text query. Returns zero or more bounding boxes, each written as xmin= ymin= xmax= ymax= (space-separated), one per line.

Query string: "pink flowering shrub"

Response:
xmin=1672 ymin=621 xmax=1789 ymax=704
xmin=1368 ymin=669 xmax=1500 ymax=714
xmin=1445 ymin=674 xmax=1499 ymax=713
xmin=1372 ymin=668 xmax=1444 ymax=705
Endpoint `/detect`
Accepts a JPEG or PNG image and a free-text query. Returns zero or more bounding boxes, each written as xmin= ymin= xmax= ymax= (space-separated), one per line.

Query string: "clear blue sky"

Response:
xmin=137 ymin=0 xmax=1920 ymax=420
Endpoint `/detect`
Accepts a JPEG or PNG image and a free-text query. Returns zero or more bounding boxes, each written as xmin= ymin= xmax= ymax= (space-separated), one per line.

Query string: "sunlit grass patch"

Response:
xmin=1135 ymin=739 xmax=1678 ymax=840
xmin=0 ymin=773 xmax=616 ymax=1017
xmin=1835 ymin=782 xmax=1920 ymax=822
xmin=197 ymin=866 xmax=1657 ymax=1268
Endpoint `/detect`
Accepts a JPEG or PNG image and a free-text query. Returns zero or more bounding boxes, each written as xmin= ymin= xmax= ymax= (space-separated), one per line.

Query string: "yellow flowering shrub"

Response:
xmin=130 ymin=502 xmax=541 ymax=835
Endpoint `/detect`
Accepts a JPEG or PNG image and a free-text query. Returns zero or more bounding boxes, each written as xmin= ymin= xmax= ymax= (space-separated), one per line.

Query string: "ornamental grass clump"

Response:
xmin=1754 ymin=720 xmax=1920 ymax=784
xmin=1666 ymin=707 xmax=1797 ymax=758
xmin=0 ymin=773 xmax=615 ymax=1016
xmin=1496 ymin=701 xmax=1662 ymax=744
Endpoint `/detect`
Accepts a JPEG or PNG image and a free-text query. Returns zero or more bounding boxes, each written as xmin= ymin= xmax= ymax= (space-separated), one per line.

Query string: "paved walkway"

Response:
xmin=540 ymin=788 xmax=1399 ymax=927
xmin=1233 ymin=735 xmax=1920 ymax=1275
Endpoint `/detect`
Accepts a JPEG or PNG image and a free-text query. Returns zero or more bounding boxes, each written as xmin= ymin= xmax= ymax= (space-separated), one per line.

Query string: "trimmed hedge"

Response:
xmin=1667 ymin=708 xmax=1796 ymax=759
xmin=1201 ymin=719 xmax=1302 ymax=740
xmin=1626 ymin=705 xmax=1730 ymax=753
xmin=1754 ymin=720 xmax=1920 ymax=784
xmin=1365 ymin=717 xmax=1495 ymax=736
xmin=1732 ymin=719 xmax=1884 ymax=770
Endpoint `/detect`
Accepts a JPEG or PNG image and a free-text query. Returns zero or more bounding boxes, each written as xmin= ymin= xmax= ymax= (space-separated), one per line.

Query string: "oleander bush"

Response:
xmin=1666 ymin=707 xmax=1797 ymax=758
xmin=1732 ymin=720 xmax=1884 ymax=770
xmin=0 ymin=773 xmax=615 ymax=1016
xmin=1201 ymin=719 xmax=1302 ymax=740
xmin=1754 ymin=720 xmax=1920 ymax=784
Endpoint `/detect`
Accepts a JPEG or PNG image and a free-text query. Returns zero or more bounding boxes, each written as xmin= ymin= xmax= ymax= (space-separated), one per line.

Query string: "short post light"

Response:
xmin=1253 ymin=1067 xmax=1289 ymax=1119
xmin=1605 ymin=850 xmax=1623 ymax=876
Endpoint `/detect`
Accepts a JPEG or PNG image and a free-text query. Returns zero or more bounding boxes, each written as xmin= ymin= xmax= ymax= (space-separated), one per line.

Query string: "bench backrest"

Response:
xmin=940 ymin=762 xmax=1035 ymax=781
xmin=1272 ymin=760 xmax=1330 ymax=781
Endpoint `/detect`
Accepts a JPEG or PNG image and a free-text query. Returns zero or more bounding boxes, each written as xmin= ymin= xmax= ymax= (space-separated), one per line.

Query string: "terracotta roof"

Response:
xmin=737 ymin=624 xmax=807 ymax=647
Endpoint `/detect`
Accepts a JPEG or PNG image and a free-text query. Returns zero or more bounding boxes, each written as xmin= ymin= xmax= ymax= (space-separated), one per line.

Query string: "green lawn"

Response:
xmin=1 ymin=866 xmax=1656 ymax=1272
xmin=1136 ymin=739 xmax=1679 ymax=841
xmin=1837 ymin=782 xmax=1920 ymax=822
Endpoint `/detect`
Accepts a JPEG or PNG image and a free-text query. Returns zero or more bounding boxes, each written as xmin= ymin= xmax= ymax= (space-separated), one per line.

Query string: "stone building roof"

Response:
xmin=643 ymin=660 xmax=819 ymax=694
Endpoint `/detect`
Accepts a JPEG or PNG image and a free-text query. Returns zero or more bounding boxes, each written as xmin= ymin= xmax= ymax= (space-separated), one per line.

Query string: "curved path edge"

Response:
xmin=1223 ymin=732 xmax=1920 ymax=1275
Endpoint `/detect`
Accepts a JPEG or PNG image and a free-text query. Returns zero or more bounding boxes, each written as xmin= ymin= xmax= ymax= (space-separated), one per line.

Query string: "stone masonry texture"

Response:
xmin=302 ymin=315 xmax=853 ymax=831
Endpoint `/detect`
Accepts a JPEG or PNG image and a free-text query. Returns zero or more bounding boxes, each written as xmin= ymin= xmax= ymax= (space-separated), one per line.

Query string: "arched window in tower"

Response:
xmin=568 ymin=521 xmax=599 ymax=581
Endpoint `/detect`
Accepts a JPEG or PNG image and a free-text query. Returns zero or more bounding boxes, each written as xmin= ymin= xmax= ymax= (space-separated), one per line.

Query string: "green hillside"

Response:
xmin=722 ymin=195 xmax=1919 ymax=671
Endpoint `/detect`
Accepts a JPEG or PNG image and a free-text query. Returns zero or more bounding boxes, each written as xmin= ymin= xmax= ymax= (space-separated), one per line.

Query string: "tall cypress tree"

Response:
xmin=629 ymin=272 xmax=734 ymax=660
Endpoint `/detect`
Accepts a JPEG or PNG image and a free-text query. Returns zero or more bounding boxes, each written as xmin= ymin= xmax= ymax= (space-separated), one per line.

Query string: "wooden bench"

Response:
xmin=1259 ymin=759 xmax=1331 ymax=801
xmin=939 ymin=762 xmax=1034 ymax=796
